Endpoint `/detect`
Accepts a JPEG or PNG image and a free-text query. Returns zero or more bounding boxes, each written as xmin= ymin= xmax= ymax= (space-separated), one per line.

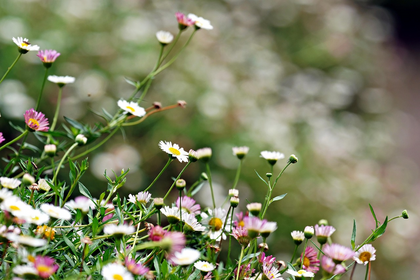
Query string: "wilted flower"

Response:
xmin=354 ymin=244 xmax=376 ymax=265
xmin=24 ymin=109 xmax=49 ymax=132
xmin=12 ymin=37 xmax=39 ymax=53
xmin=159 ymin=141 xmax=189 ymax=162
xmin=260 ymin=150 xmax=285 ymax=165
xmin=170 ymin=248 xmax=201 ymax=266
xmin=194 ymin=261 xmax=215 ymax=272
xmin=47 ymin=75 xmax=75 ymax=87
xmin=156 ymin=31 xmax=174 ymax=45
xmin=102 ymin=263 xmax=134 ymax=280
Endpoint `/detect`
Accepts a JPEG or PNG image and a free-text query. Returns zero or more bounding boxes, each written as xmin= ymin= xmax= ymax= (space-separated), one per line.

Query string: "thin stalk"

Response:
xmin=0 ymin=53 xmax=22 ymax=85
xmin=163 ymin=161 xmax=191 ymax=200
xmin=364 ymin=263 xmax=369 ymax=280
xmin=50 ymin=87 xmax=63 ymax=131
xmin=218 ymin=206 xmax=232 ymax=248
xmin=53 ymin=143 xmax=78 ymax=185
xmin=158 ymin=31 xmax=182 ymax=67
xmin=231 ymin=160 xmax=242 ymax=190
xmin=227 ymin=209 xmax=234 ymax=262
xmin=236 ymin=245 xmax=245 ymax=280
xmin=206 ymin=163 xmax=216 ymax=209
xmin=349 ymin=263 xmax=357 ymax=280
xmin=144 ymin=158 xmax=173 ymax=192
xmin=35 ymin=68 xmax=49 ymax=111
xmin=179 ymin=190 xmax=183 ymax=232
xmin=122 ymin=103 xmax=181 ymax=127
xmin=136 ymin=76 xmax=153 ymax=105
xmin=290 ymin=245 xmax=299 ymax=264
xmin=0 ymin=130 xmax=28 ymax=152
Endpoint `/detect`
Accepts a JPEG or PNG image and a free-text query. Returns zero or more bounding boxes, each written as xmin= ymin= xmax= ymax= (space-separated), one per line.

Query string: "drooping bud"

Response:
xmin=289 ymin=154 xmax=298 ymax=164
xmin=75 ymin=134 xmax=87 ymax=145
xmin=402 ymin=209 xmax=409 ymax=219
xmin=22 ymin=174 xmax=35 ymax=186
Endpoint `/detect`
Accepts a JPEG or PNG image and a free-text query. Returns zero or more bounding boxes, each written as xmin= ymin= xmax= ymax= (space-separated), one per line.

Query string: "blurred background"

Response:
xmin=0 ymin=0 xmax=419 ymax=278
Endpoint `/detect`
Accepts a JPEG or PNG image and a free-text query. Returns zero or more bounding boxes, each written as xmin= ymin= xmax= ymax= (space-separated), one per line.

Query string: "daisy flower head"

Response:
xmin=232 ymin=146 xmax=249 ymax=160
xmin=260 ymin=221 xmax=277 ymax=238
xmin=34 ymin=256 xmax=59 ymax=279
xmin=201 ymin=208 xmax=231 ymax=241
xmin=21 ymin=209 xmax=50 ymax=225
xmin=170 ymin=248 xmax=201 ymax=266
xmin=103 ymin=224 xmax=135 ymax=239
xmin=0 ymin=188 xmax=14 ymax=203
xmin=188 ymin=149 xmax=199 ymax=162
xmin=304 ymin=226 xmax=314 ymax=239
xmin=287 ymin=269 xmax=314 ymax=278
xmin=161 ymin=206 xmax=183 ymax=224
xmin=194 ymin=261 xmax=215 ymax=272
xmin=13 ymin=265 xmax=38 ymax=278
xmin=1 ymin=197 xmax=32 ymax=217
xmin=128 ymin=191 xmax=152 ymax=205
xmin=260 ymin=151 xmax=285 ymax=166
xmin=156 ymin=31 xmax=174 ymax=45
xmin=40 ymin=204 xmax=71 ymax=220
xmin=0 ymin=132 xmax=4 ymax=144
xmin=262 ymin=264 xmax=284 ymax=280
xmin=37 ymin=179 xmax=51 ymax=192
xmin=24 ymin=109 xmax=49 ymax=132
xmin=301 ymin=247 xmax=320 ymax=273
xmin=0 ymin=177 xmax=21 ymax=189
xmin=47 ymin=75 xmax=76 ymax=87
xmin=161 ymin=231 xmax=186 ymax=255
xmin=182 ymin=212 xmax=205 ymax=232
xmin=117 ymin=99 xmax=146 ymax=117
xmin=354 ymin=244 xmax=376 ymax=265
xmin=321 ymin=256 xmax=346 ymax=275
xmin=232 ymin=226 xmax=251 ymax=247
xmin=6 ymin=234 xmax=47 ymax=247
xmin=37 ymin=49 xmax=60 ymax=68
xmin=65 ymin=196 xmax=96 ymax=213
xmin=196 ymin=147 xmax=212 ymax=162
xmin=159 ymin=141 xmax=189 ymax=162
xmin=315 ymin=224 xmax=336 ymax=245
xmin=12 ymin=37 xmax=39 ymax=53
xmin=323 ymin=243 xmax=355 ymax=264
xmin=176 ymin=196 xmax=201 ymax=215
xmin=234 ymin=212 xmax=248 ymax=228
xmin=259 ymin=252 xmax=276 ymax=267
xmin=246 ymin=202 xmax=262 ymax=216
xmin=291 ymin=230 xmax=305 ymax=245
xmin=102 ymin=263 xmax=134 ymax=280
xmin=187 ymin=14 xmax=213 ymax=30
xmin=243 ymin=216 xmax=266 ymax=239
xmin=175 ymin=12 xmax=195 ymax=30
xmin=124 ymin=257 xmax=149 ymax=275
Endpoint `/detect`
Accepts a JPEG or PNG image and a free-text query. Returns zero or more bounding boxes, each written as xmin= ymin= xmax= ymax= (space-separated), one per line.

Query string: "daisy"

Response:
xmin=0 ymin=177 xmax=21 ymax=189
xmin=40 ymin=203 xmax=72 ymax=220
xmin=37 ymin=49 xmax=60 ymax=64
xmin=124 ymin=257 xmax=149 ymax=275
xmin=304 ymin=226 xmax=314 ymax=239
xmin=117 ymin=99 xmax=146 ymax=117
xmin=287 ymin=269 xmax=314 ymax=278
xmin=182 ymin=212 xmax=205 ymax=232
xmin=315 ymin=224 xmax=336 ymax=245
xmin=323 ymin=243 xmax=355 ymax=263
xmin=232 ymin=226 xmax=251 ymax=247
xmin=354 ymin=244 xmax=376 ymax=265
xmin=291 ymin=230 xmax=305 ymax=245
xmin=1 ymin=197 xmax=33 ymax=217
xmin=175 ymin=12 xmax=195 ymax=29
xmin=246 ymin=202 xmax=262 ymax=216
xmin=260 ymin=221 xmax=278 ymax=238
xmin=161 ymin=231 xmax=186 ymax=255
xmin=148 ymin=225 xmax=167 ymax=241
xmin=156 ymin=31 xmax=174 ymax=45
xmin=65 ymin=196 xmax=96 ymax=213
xmin=103 ymin=224 xmax=135 ymax=238
xmin=102 ymin=263 xmax=134 ymax=280
xmin=201 ymin=208 xmax=231 ymax=241
xmin=12 ymin=37 xmax=40 ymax=53
xmin=0 ymin=188 xmax=13 ymax=202
xmin=170 ymin=248 xmax=201 ymax=266
xmin=232 ymin=146 xmax=249 ymax=159
xmin=196 ymin=147 xmax=212 ymax=162
xmin=20 ymin=209 xmax=50 ymax=225
xmin=301 ymin=247 xmax=320 ymax=273
xmin=6 ymin=234 xmax=47 ymax=247
xmin=234 ymin=212 xmax=248 ymax=228
xmin=159 ymin=141 xmax=189 ymax=162
xmin=187 ymin=14 xmax=213 ymax=30
xmin=259 ymin=252 xmax=276 ymax=267
xmin=24 ymin=109 xmax=49 ymax=132
xmin=34 ymin=256 xmax=59 ymax=278
xmin=243 ymin=216 xmax=266 ymax=239
xmin=321 ymin=256 xmax=346 ymax=275
xmin=262 ymin=264 xmax=284 ymax=280
xmin=37 ymin=179 xmax=51 ymax=192
xmin=47 ymin=75 xmax=76 ymax=87
xmin=161 ymin=206 xmax=184 ymax=224
xmin=194 ymin=261 xmax=215 ymax=272
xmin=128 ymin=191 xmax=152 ymax=205
xmin=13 ymin=265 xmax=38 ymax=278
xmin=0 ymin=132 xmax=4 ymax=144
xmin=188 ymin=149 xmax=199 ymax=162
xmin=260 ymin=151 xmax=285 ymax=165
xmin=176 ymin=196 xmax=201 ymax=215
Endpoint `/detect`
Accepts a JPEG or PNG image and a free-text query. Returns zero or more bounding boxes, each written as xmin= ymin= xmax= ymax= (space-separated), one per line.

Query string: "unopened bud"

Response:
xmin=289 ymin=154 xmax=298 ymax=164
xmin=188 ymin=149 xmax=198 ymax=162
xmin=402 ymin=209 xmax=409 ymax=219
xmin=247 ymin=203 xmax=262 ymax=216
xmin=230 ymin=196 xmax=239 ymax=208
xmin=229 ymin=189 xmax=239 ymax=197
xmin=266 ymin=173 xmax=272 ymax=178
xmin=201 ymin=172 xmax=208 ymax=181
xmin=22 ymin=174 xmax=35 ymax=186
xmin=304 ymin=226 xmax=314 ymax=239
xmin=318 ymin=219 xmax=329 ymax=226
xmin=258 ymin=242 xmax=269 ymax=251
xmin=196 ymin=148 xmax=212 ymax=162
xmin=154 ymin=198 xmax=164 ymax=210
xmin=153 ymin=102 xmax=162 ymax=109
xmin=75 ymin=134 xmax=87 ymax=145
xmin=44 ymin=144 xmax=56 ymax=157
xmin=277 ymin=260 xmax=286 ymax=270
xmin=176 ymin=179 xmax=186 ymax=190
xmin=177 ymin=100 xmax=187 ymax=108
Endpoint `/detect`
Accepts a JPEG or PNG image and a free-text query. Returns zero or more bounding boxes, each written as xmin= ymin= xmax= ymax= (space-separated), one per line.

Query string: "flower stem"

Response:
xmin=349 ymin=263 xmax=357 ymax=280
xmin=50 ymin=87 xmax=63 ymax=131
xmin=236 ymin=245 xmax=245 ymax=280
xmin=0 ymin=130 xmax=28 ymax=152
xmin=290 ymin=244 xmax=299 ymax=263
xmin=364 ymin=262 xmax=369 ymax=280
xmin=0 ymin=53 xmax=22 ymax=85
xmin=144 ymin=158 xmax=173 ymax=192
xmin=159 ymin=31 xmax=182 ymax=67
xmin=35 ymin=67 xmax=49 ymax=111
xmin=163 ymin=161 xmax=191 ymax=200
xmin=179 ymin=190 xmax=183 ymax=232
xmin=53 ymin=143 xmax=78 ymax=185
xmin=206 ymin=163 xmax=216 ymax=209
xmin=231 ymin=160 xmax=242 ymax=190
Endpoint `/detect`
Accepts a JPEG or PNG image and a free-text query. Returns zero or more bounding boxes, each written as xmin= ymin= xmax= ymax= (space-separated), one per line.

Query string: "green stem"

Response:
xmin=61 ymin=170 xmax=84 ymax=206
xmin=227 ymin=209 xmax=234 ymax=263
xmin=158 ymin=31 xmax=182 ymax=67
xmin=0 ymin=130 xmax=28 ymax=152
xmin=206 ymin=163 xmax=216 ymax=209
xmin=53 ymin=143 xmax=78 ymax=185
xmin=144 ymin=158 xmax=173 ymax=192
xmin=50 ymin=87 xmax=63 ymax=131
xmin=218 ymin=206 xmax=232 ymax=247
xmin=35 ymin=68 xmax=49 ymax=111
xmin=179 ymin=190 xmax=183 ymax=232
xmin=290 ymin=245 xmax=299 ymax=263
xmin=236 ymin=245 xmax=245 ymax=280
xmin=163 ymin=161 xmax=191 ymax=200
xmin=137 ymin=76 xmax=153 ymax=105
xmin=364 ymin=262 xmax=369 ymax=280
xmin=231 ymin=160 xmax=242 ymax=190
xmin=0 ymin=53 xmax=22 ymax=85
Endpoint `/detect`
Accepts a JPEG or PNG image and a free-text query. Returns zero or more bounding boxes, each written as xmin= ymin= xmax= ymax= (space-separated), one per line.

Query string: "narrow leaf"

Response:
xmin=271 ymin=193 xmax=287 ymax=203
xmin=64 ymin=116 xmax=85 ymax=131
xmin=79 ymin=182 xmax=92 ymax=199
xmin=254 ymin=170 xmax=269 ymax=186
xmin=351 ymin=219 xmax=356 ymax=250
xmin=369 ymin=204 xmax=379 ymax=228
xmin=370 ymin=216 xmax=388 ymax=242
xmin=187 ymin=270 xmax=200 ymax=280
xmin=63 ymin=235 xmax=77 ymax=255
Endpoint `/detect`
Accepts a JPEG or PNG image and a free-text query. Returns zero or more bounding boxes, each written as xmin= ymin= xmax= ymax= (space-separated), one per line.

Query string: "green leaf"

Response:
xmin=124 ymin=77 xmax=139 ymax=88
xmin=79 ymin=182 xmax=92 ymax=199
xmin=9 ymin=121 xmax=25 ymax=133
xmin=187 ymin=270 xmax=200 ymax=280
xmin=351 ymin=219 xmax=357 ymax=250
xmin=191 ymin=181 xmax=205 ymax=196
xmin=153 ymin=257 xmax=160 ymax=277
xmin=63 ymin=235 xmax=77 ymax=256
xmin=242 ymin=252 xmax=261 ymax=262
xmin=64 ymin=116 xmax=85 ymax=131
xmin=270 ymin=193 xmax=287 ymax=204
xmin=92 ymin=217 xmax=99 ymax=237
xmin=254 ymin=170 xmax=269 ymax=186
xmin=369 ymin=204 xmax=379 ymax=228
xmin=370 ymin=216 xmax=388 ymax=242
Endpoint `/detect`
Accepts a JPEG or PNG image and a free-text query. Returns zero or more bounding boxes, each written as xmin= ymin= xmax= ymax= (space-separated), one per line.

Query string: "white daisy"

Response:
xmin=260 ymin=150 xmax=285 ymax=165
xmin=159 ymin=141 xmax=189 ymax=162
xmin=12 ymin=37 xmax=40 ymax=53
xmin=117 ymin=99 xmax=146 ymax=117
xmin=47 ymin=75 xmax=75 ymax=85
xmin=156 ymin=31 xmax=174 ymax=44
xmin=182 ymin=212 xmax=205 ymax=232
xmin=128 ymin=191 xmax=152 ymax=205
xmin=187 ymin=14 xmax=213 ymax=30
xmin=196 ymin=147 xmax=212 ymax=161
xmin=260 ymin=221 xmax=277 ymax=238
xmin=354 ymin=244 xmax=376 ymax=265
xmin=37 ymin=179 xmax=51 ymax=192
xmin=13 ymin=265 xmax=38 ymax=277
xmin=0 ymin=188 xmax=14 ymax=202
xmin=232 ymin=146 xmax=249 ymax=159
xmin=291 ymin=230 xmax=305 ymax=245
xmin=103 ymin=224 xmax=135 ymax=237
xmin=0 ymin=177 xmax=21 ymax=189
xmin=6 ymin=234 xmax=47 ymax=247
xmin=161 ymin=206 xmax=185 ymax=224
xmin=40 ymin=203 xmax=72 ymax=220
xmin=201 ymin=208 xmax=231 ymax=241
xmin=194 ymin=261 xmax=215 ymax=272
xmin=287 ymin=269 xmax=314 ymax=278
xmin=170 ymin=248 xmax=201 ymax=266
xmin=1 ymin=197 xmax=33 ymax=217
xmin=65 ymin=196 xmax=96 ymax=213
xmin=20 ymin=209 xmax=50 ymax=225
xmin=102 ymin=263 xmax=134 ymax=280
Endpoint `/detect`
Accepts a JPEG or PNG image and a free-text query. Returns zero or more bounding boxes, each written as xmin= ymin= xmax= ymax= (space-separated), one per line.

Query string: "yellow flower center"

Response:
xmin=28 ymin=118 xmax=40 ymax=128
xmin=37 ymin=265 xmax=52 ymax=273
xmin=209 ymin=217 xmax=223 ymax=231
xmin=359 ymin=252 xmax=372 ymax=263
xmin=21 ymin=42 xmax=29 ymax=47
xmin=303 ymin=256 xmax=310 ymax=267
xmin=126 ymin=106 xmax=135 ymax=113
xmin=10 ymin=205 xmax=20 ymax=211
xmin=48 ymin=209 xmax=59 ymax=216
xmin=28 ymin=255 xmax=35 ymax=263
xmin=238 ymin=220 xmax=245 ymax=227
xmin=297 ymin=270 xmax=305 ymax=274
xmin=113 ymin=274 xmax=123 ymax=280
xmin=169 ymin=147 xmax=181 ymax=156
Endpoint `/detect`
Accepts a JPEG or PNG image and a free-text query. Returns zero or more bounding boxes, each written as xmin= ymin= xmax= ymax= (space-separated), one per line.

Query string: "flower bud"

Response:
xmin=247 ymin=203 xmax=262 ymax=216
xmin=289 ymin=154 xmax=298 ymax=164
xmin=196 ymin=148 xmax=212 ymax=162
xmin=201 ymin=172 xmax=208 ymax=181
xmin=37 ymin=179 xmax=51 ymax=192
xmin=229 ymin=189 xmax=239 ymax=197
xmin=44 ymin=144 xmax=56 ymax=157
xmin=318 ymin=219 xmax=329 ymax=226
xmin=232 ymin=146 xmax=249 ymax=160
xmin=22 ymin=173 xmax=35 ymax=186
xmin=258 ymin=242 xmax=269 ymax=251
xmin=176 ymin=179 xmax=186 ymax=190
xmin=277 ymin=260 xmax=286 ymax=270
xmin=75 ymin=134 xmax=87 ymax=145
xmin=188 ymin=149 xmax=198 ymax=162
xmin=291 ymin=230 xmax=304 ymax=246
xmin=154 ymin=198 xmax=164 ymax=210
xmin=304 ymin=226 xmax=314 ymax=239
xmin=266 ymin=173 xmax=272 ymax=178
xmin=402 ymin=209 xmax=409 ymax=219
xmin=230 ymin=196 xmax=239 ymax=208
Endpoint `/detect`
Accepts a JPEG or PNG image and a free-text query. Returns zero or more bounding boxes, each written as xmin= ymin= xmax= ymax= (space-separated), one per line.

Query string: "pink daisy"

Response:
xmin=24 ymin=109 xmax=49 ymax=132
xmin=125 ymin=257 xmax=149 ymax=275
xmin=34 ymin=256 xmax=59 ymax=279
xmin=176 ymin=12 xmax=194 ymax=29
xmin=321 ymin=256 xmax=346 ymax=274
xmin=37 ymin=50 xmax=60 ymax=63
xmin=162 ymin=231 xmax=186 ymax=255
xmin=323 ymin=243 xmax=355 ymax=263
xmin=232 ymin=226 xmax=251 ymax=247
xmin=0 ymin=133 xmax=4 ymax=144
xmin=301 ymin=247 xmax=320 ymax=273
xmin=259 ymin=252 xmax=276 ymax=268
xmin=176 ymin=196 xmax=201 ymax=215
xmin=148 ymin=225 xmax=167 ymax=242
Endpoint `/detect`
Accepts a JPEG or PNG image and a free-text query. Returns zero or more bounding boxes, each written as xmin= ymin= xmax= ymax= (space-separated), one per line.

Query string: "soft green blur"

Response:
xmin=0 ymin=0 xmax=414 ymax=278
